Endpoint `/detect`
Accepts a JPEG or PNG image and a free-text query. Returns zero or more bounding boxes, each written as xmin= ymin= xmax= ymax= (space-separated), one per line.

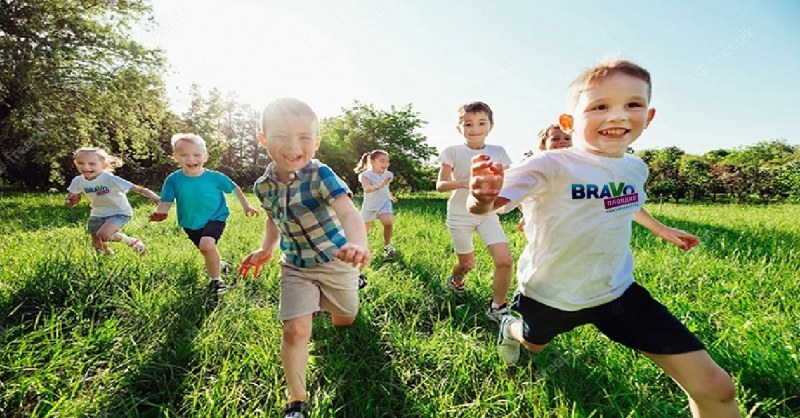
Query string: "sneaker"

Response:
xmin=486 ymin=300 xmax=510 ymax=323
xmin=282 ymin=400 xmax=308 ymax=418
xmin=208 ymin=278 xmax=227 ymax=296
xmin=358 ymin=273 xmax=367 ymax=290
xmin=220 ymin=260 xmax=230 ymax=275
xmin=497 ymin=315 xmax=521 ymax=364
xmin=446 ymin=275 xmax=465 ymax=296
xmin=384 ymin=244 xmax=397 ymax=260
xmin=127 ymin=238 xmax=146 ymax=255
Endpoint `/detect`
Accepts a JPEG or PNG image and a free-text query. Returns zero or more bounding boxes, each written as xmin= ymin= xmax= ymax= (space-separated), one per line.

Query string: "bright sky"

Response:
xmin=133 ymin=0 xmax=800 ymax=160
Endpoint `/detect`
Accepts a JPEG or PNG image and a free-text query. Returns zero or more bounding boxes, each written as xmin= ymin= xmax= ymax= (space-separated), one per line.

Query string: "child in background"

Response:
xmin=468 ymin=60 xmax=739 ymax=417
xmin=355 ymin=149 xmax=398 ymax=259
xmin=436 ymin=101 xmax=514 ymax=323
xmin=238 ymin=98 xmax=370 ymax=418
xmin=150 ymin=133 xmax=258 ymax=295
xmin=522 ymin=124 xmax=573 ymax=159
xmin=66 ymin=147 xmax=159 ymax=256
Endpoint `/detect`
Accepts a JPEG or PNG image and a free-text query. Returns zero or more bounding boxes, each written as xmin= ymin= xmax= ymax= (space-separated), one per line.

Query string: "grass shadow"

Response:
xmin=312 ymin=312 xmax=419 ymax=417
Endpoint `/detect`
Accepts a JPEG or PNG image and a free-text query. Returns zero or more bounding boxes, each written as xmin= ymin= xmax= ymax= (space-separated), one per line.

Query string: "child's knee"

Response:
xmin=198 ymin=238 xmax=217 ymax=254
xmin=695 ymin=369 xmax=737 ymax=404
xmin=283 ymin=320 xmax=312 ymax=342
xmin=493 ymin=253 xmax=513 ymax=270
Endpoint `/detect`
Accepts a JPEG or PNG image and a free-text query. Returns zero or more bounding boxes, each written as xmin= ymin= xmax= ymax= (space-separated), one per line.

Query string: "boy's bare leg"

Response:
xmin=96 ymin=222 xmax=121 ymax=243
xmin=644 ymin=350 xmax=740 ymax=418
xmin=451 ymin=252 xmax=475 ymax=282
xmin=198 ymin=236 xmax=221 ymax=277
xmin=506 ymin=318 xmax=548 ymax=353
xmin=331 ymin=314 xmax=356 ymax=327
xmin=282 ymin=314 xmax=313 ymax=402
xmin=487 ymin=242 xmax=513 ymax=305
xmin=377 ymin=213 xmax=393 ymax=246
xmin=91 ymin=234 xmax=112 ymax=254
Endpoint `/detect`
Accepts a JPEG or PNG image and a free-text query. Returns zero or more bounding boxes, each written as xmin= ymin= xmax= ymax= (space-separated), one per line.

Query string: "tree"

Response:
xmin=679 ymin=155 xmax=712 ymax=202
xmin=639 ymin=146 xmax=686 ymax=202
xmin=0 ymin=0 xmax=169 ymax=188
xmin=318 ymin=102 xmax=436 ymax=192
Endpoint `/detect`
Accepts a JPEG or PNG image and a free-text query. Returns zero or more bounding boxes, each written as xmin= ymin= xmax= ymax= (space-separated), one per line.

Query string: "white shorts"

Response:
xmin=446 ymin=214 xmax=508 ymax=254
xmin=361 ymin=200 xmax=392 ymax=223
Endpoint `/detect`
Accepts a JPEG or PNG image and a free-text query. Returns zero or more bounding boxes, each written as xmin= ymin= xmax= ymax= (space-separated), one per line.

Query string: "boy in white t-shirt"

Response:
xmin=468 ymin=60 xmax=739 ymax=417
xmin=436 ymin=101 xmax=514 ymax=323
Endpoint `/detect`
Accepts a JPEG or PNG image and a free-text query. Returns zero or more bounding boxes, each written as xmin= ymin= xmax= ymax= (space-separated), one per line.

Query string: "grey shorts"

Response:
xmin=87 ymin=214 xmax=131 ymax=234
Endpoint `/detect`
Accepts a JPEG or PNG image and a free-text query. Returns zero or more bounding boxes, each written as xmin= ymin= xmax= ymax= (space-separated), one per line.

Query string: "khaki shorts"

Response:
xmin=278 ymin=259 xmax=360 ymax=321
xmin=446 ymin=213 xmax=508 ymax=254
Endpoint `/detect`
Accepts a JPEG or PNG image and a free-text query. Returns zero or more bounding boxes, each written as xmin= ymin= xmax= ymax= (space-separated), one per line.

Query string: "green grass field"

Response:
xmin=1 ymin=191 xmax=798 ymax=417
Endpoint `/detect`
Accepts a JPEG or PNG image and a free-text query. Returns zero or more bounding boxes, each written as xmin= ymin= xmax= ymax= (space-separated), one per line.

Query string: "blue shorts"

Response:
xmin=87 ymin=214 xmax=132 ymax=234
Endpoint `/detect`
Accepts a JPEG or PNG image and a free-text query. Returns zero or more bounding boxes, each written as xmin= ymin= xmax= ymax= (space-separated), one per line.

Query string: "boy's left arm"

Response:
xmin=331 ymin=195 xmax=371 ymax=269
xmin=130 ymin=185 xmax=161 ymax=205
xmin=233 ymin=186 xmax=259 ymax=217
xmin=634 ymin=208 xmax=699 ymax=252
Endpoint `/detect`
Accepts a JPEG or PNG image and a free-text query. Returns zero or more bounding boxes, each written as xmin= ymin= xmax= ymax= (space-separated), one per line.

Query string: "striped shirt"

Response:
xmin=254 ymin=159 xmax=352 ymax=268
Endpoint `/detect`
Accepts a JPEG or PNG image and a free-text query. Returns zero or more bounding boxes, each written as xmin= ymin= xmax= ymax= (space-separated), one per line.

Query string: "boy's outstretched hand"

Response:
xmin=149 ymin=212 xmax=167 ymax=222
xmin=65 ymin=193 xmax=81 ymax=208
xmin=243 ymin=205 xmax=259 ymax=217
xmin=333 ymin=243 xmax=371 ymax=269
xmin=468 ymin=155 xmax=504 ymax=214
xmin=658 ymin=227 xmax=700 ymax=252
xmin=239 ymin=248 xmax=273 ymax=278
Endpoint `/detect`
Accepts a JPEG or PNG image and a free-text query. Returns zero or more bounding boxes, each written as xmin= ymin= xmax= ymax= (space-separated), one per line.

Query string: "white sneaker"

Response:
xmin=127 ymin=238 xmax=146 ymax=255
xmin=446 ymin=275 xmax=465 ymax=296
xmin=486 ymin=300 xmax=510 ymax=323
xmin=497 ymin=315 xmax=521 ymax=364
xmin=384 ymin=244 xmax=397 ymax=260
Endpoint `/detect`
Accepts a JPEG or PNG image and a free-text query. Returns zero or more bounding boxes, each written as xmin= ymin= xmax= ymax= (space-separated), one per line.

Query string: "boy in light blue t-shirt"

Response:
xmin=151 ymin=133 xmax=258 ymax=295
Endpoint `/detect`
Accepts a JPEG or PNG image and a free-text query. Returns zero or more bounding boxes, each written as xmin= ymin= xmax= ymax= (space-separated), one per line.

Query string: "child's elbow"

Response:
xmin=435 ymin=182 xmax=446 ymax=192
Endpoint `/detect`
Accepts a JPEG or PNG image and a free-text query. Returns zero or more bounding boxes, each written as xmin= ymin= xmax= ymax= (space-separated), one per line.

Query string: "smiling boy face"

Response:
xmin=258 ymin=114 xmax=320 ymax=181
xmin=562 ymin=73 xmax=656 ymax=158
xmin=173 ymin=139 xmax=208 ymax=176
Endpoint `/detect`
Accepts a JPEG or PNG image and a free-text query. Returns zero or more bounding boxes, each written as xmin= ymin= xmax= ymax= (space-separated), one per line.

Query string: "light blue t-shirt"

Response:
xmin=160 ymin=169 xmax=236 ymax=230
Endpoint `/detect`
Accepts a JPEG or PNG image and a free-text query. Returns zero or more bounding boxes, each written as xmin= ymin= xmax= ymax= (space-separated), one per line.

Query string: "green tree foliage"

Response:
xmin=0 ymin=0 xmax=170 ymax=189
xmin=640 ymin=146 xmax=686 ymax=202
xmin=318 ymin=102 xmax=436 ymax=192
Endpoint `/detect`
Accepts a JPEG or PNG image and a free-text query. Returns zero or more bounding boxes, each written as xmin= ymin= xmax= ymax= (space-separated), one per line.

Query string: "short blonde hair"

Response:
xmin=73 ymin=147 xmax=123 ymax=171
xmin=568 ymin=59 xmax=652 ymax=109
xmin=260 ymin=98 xmax=318 ymax=136
xmin=170 ymin=133 xmax=207 ymax=152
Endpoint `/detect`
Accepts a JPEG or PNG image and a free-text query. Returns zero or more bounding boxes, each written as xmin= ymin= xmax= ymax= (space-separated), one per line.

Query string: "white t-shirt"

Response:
xmin=499 ymin=148 xmax=648 ymax=311
xmin=359 ymin=170 xmax=394 ymax=211
xmin=67 ymin=171 xmax=134 ymax=217
xmin=438 ymin=143 xmax=512 ymax=218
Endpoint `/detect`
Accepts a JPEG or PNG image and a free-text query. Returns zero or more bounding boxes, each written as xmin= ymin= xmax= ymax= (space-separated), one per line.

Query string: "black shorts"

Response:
xmin=183 ymin=220 xmax=226 ymax=248
xmin=512 ymin=282 xmax=705 ymax=355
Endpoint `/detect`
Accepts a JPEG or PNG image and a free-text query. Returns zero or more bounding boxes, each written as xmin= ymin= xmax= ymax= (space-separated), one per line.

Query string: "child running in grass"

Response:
xmin=149 ymin=133 xmax=259 ymax=295
xmin=238 ymin=98 xmax=370 ymax=418
xmin=436 ymin=101 xmax=514 ymax=323
xmin=65 ymin=147 xmax=159 ymax=256
xmin=355 ymin=149 xmax=398 ymax=260
xmin=468 ymin=59 xmax=740 ymax=417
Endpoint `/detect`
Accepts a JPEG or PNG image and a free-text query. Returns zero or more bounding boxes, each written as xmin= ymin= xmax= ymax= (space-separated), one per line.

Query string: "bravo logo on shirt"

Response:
xmin=572 ymin=182 xmax=638 ymax=210
xmin=84 ymin=185 xmax=110 ymax=196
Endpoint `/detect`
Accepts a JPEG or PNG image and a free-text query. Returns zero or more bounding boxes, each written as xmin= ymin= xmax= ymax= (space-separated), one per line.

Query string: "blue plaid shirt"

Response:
xmin=254 ymin=160 xmax=352 ymax=268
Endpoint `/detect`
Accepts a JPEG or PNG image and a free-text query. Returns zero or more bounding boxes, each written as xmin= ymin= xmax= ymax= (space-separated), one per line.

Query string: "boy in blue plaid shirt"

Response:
xmin=238 ymin=98 xmax=370 ymax=418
